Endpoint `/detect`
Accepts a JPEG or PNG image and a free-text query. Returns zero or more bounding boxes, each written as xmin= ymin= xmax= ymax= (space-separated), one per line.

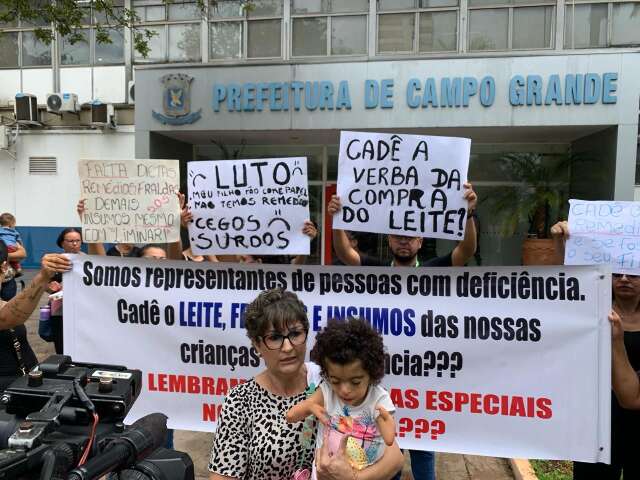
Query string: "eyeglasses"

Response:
xmin=613 ymin=273 xmax=640 ymax=279
xmin=64 ymin=239 xmax=81 ymax=244
xmin=260 ymin=329 xmax=308 ymax=350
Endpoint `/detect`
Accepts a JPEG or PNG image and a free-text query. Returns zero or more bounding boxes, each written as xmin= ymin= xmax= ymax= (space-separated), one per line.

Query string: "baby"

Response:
xmin=0 ymin=213 xmax=23 ymax=277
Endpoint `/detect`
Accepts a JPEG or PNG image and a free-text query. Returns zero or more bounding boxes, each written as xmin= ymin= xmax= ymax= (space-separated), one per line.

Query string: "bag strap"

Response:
xmin=7 ymin=328 xmax=28 ymax=376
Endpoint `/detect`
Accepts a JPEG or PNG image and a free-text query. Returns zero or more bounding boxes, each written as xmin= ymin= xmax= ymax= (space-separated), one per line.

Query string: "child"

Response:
xmin=287 ymin=318 xmax=396 ymax=472
xmin=0 ymin=213 xmax=23 ymax=278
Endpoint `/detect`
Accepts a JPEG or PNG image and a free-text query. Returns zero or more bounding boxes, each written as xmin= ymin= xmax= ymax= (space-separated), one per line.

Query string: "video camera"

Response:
xmin=0 ymin=355 xmax=194 ymax=480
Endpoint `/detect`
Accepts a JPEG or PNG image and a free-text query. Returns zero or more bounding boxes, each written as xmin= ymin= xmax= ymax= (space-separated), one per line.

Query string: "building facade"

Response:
xmin=1 ymin=0 xmax=639 ymax=266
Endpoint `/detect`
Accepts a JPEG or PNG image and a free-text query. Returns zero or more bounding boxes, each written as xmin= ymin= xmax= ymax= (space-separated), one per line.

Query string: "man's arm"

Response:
xmin=550 ymin=221 xmax=568 ymax=265
xmin=451 ymin=182 xmax=478 ymax=266
xmin=0 ymin=254 xmax=72 ymax=330
xmin=327 ymin=195 xmax=361 ymax=266
xmin=611 ymin=311 xmax=640 ymax=409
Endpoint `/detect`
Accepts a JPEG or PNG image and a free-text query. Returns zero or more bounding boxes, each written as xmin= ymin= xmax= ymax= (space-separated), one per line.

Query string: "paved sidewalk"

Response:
xmin=18 ymin=270 xmax=515 ymax=480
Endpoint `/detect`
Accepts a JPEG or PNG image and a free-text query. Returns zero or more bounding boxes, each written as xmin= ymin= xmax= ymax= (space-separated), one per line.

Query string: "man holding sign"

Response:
xmin=329 ymin=183 xmax=477 ymax=269
xmin=329 ymin=132 xmax=477 ymax=480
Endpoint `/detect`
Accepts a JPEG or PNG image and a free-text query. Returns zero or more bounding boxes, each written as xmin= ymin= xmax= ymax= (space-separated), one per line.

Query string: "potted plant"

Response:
xmin=487 ymin=151 xmax=582 ymax=265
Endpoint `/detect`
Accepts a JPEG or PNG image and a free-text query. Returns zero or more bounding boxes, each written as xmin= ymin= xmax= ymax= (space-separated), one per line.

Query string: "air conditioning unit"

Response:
xmin=128 ymin=80 xmax=135 ymax=105
xmin=14 ymin=93 xmax=39 ymax=124
xmin=46 ymin=93 xmax=80 ymax=114
xmin=91 ymin=101 xmax=116 ymax=128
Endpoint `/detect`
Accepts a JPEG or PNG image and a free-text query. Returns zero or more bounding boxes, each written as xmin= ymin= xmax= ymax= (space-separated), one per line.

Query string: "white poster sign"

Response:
xmin=566 ymin=199 xmax=640 ymax=274
xmin=187 ymin=158 xmax=310 ymax=255
xmin=78 ymin=159 xmax=181 ymax=244
xmin=334 ymin=131 xmax=471 ymax=239
xmin=65 ymin=257 xmax=611 ymax=463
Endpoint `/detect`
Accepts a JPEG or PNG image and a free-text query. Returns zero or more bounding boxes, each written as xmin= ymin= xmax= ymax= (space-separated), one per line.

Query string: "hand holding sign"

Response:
xmin=334 ymin=131 xmax=471 ymax=239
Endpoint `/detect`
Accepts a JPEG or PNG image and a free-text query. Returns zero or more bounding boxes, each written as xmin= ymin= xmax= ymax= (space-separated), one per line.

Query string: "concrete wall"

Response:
xmin=135 ymin=53 xmax=640 ymax=133
xmin=0 ymin=128 xmax=134 ymax=266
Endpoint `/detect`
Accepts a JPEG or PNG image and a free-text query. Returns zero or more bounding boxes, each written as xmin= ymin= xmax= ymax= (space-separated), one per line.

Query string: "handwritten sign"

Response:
xmin=187 ymin=158 xmax=310 ymax=255
xmin=78 ymin=159 xmax=180 ymax=244
xmin=334 ymin=131 xmax=471 ymax=239
xmin=565 ymin=199 xmax=640 ymax=273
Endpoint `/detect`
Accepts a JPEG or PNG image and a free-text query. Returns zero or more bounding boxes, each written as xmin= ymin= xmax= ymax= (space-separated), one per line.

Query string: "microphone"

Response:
xmin=66 ymin=413 xmax=167 ymax=480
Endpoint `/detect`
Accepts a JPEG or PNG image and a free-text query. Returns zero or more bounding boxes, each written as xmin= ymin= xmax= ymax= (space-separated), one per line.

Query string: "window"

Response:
xmin=0 ymin=32 xmax=19 ymax=67
xmin=0 ymin=1 xmax=52 ymax=68
xmin=210 ymin=21 xmax=242 ymax=58
xmin=468 ymin=0 xmax=554 ymax=51
xmin=58 ymin=2 xmax=124 ymax=66
xmin=95 ymin=28 xmax=125 ymax=64
xmin=564 ymin=1 xmax=640 ymax=48
xmin=611 ymin=2 xmax=640 ymax=45
xmin=513 ymin=6 xmax=553 ymax=49
xmin=134 ymin=0 xmax=202 ymax=63
xmin=61 ymin=29 xmax=90 ymax=66
xmin=209 ymin=0 xmax=282 ymax=59
xmin=22 ymin=31 xmax=52 ymax=66
xmin=377 ymin=0 xmax=458 ymax=54
xmin=291 ymin=0 xmax=367 ymax=57
xmin=564 ymin=3 xmax=607 ymax=48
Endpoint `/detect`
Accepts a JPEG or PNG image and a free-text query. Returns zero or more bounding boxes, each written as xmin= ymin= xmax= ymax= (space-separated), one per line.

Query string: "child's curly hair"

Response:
xmin=310 ymin=318 xmax=386 ymax=384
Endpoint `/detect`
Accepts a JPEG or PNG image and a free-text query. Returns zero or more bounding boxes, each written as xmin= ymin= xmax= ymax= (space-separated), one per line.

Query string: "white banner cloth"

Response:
xmin=64 ymin=256 xmax=611 ymax=463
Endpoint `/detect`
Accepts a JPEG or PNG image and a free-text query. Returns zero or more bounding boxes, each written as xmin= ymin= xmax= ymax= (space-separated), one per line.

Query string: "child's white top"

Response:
xmin=315 ymin=381 xmax=395 ymax=471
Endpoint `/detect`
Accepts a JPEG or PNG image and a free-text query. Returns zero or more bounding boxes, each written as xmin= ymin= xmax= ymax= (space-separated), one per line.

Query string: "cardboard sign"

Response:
xmin=78 ymin=159 xmax=181 ymax=244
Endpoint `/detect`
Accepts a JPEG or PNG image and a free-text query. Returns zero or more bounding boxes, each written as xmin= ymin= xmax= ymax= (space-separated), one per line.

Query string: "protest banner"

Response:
xmin=78 ymin=159 xmax=181 ymax=244
xmin=566 ymin=199 xmax=640 ymax=274
xmin=334 ymin=131 xmax=471 ymax=239
xmin=64 ymin=256 xmax=611 ymax=462
xmin=187 ymin=158 xmax=310 ymax=255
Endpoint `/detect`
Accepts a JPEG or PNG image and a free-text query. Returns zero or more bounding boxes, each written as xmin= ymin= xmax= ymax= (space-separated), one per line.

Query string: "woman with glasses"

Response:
xmin=552 ymin=221 xmax=640 ymax=479
xmin=208 ymin=288 xmax=403 ymax=480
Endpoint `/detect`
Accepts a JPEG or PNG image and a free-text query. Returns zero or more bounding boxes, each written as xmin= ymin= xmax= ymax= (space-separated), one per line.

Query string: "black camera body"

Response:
xmin=0 ymin=355 xmax=194 ymax=480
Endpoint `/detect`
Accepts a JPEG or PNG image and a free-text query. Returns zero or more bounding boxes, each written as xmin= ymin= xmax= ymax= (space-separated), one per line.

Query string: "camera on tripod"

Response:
xmin=0 ymin=355 xmax=194 ymax=480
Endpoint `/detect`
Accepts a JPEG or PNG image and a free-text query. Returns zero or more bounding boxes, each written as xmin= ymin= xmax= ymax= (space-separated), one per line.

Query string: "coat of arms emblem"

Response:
xmin=152 ymin=73 xmax=202 ymax=125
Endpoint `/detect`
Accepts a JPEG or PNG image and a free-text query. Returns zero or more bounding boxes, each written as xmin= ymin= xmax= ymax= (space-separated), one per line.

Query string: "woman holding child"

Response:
xmin=208 ymin=288 xmax=403 ymax=480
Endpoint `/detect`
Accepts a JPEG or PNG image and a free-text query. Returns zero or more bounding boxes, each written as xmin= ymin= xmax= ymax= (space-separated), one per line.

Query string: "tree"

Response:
xmin=0 ymin=0 xmax=210 ymax=58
